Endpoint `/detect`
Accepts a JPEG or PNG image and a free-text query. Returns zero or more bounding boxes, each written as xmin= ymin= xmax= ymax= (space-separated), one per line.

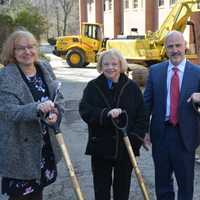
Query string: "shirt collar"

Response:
xmin=168 ymin=58 xmax=186 ymax=73
xmin=107 ymin=79 xmax=113 ymax=89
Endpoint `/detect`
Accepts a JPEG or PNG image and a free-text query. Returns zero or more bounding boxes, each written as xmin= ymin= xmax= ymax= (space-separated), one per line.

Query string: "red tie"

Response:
xmin=170 ymin=67 xmax=180 ymax=126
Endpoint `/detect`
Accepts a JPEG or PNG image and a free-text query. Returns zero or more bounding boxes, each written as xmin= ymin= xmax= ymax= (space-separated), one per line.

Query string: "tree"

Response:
xmin=58 ymin=0 xmax=73 ymax=35
xmin=0 ymin=0 xmax=7 ymax=5
xmin=0 ymin=0 xmax=79 ymax=41
xmin=14 ymin=8 xmax=48 ymax=40
xmin=8 ymin=0 xmax=33 ymax=15
xmin=0 ymin=14 xmax=14 ymax=51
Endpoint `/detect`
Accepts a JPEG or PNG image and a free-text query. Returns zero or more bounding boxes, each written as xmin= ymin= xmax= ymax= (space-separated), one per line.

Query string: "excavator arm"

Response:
xmin=149 ymin=0 xmax=200 ymax=46
xmin=106 ymin=0 xmax=200 ymax=66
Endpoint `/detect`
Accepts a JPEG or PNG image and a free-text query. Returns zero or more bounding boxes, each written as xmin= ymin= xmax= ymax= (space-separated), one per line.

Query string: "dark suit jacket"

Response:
xmin=144 ymin=60 xmax=200 ymax=152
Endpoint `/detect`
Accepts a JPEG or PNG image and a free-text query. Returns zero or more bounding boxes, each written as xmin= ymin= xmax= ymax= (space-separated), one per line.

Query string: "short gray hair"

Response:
xmin=96 ymin=48 xmax=128 ymax=73
xmin=164 ymin=30 xmax=185 ymax=47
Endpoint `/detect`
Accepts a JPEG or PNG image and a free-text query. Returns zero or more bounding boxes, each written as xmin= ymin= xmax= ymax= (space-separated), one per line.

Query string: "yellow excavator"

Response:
xmin=53 ymin=0 xmax=200 ymax=71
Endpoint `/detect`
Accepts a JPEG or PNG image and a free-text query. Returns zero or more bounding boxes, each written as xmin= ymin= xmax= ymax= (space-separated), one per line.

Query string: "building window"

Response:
xmin=108 ymin=0 xmax=112 ymax=10
xmin=88 ymin=1 xmax=92 ymax=12
xmin=125 ymin=0 xmax=129 ymax=9
xmin=104 ymin=0 xmax=107 ymax=10
xmin=141 ymin=0 xmax=143 ymax=8
xmin=158 ymin=0 xmax=164 ymax=6
xmin=132 ymin=0 xmax=138 ymax=8
xmin=104 ymin=0 xmax=112 ymax=11
xmin=170 ymin=0 xmax=176 ymax=5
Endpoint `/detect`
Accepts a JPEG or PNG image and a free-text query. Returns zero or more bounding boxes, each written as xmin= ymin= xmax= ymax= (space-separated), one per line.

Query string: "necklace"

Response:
xmin=26 ymin=74 xmax=45 ymax=93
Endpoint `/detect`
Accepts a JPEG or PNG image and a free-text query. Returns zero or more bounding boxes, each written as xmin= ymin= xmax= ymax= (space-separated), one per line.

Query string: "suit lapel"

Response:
xmin=180 ymin=61 xmax=191 ymax=104
xmin=161 ymin=61 xmax=168 ymax=116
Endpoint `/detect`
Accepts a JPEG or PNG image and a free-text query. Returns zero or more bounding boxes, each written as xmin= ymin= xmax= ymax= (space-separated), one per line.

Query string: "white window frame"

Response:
xmin=158 ymin=0 xmax=164 ymax=7
xmin=132 ymin=0 xmax=138 ymax=9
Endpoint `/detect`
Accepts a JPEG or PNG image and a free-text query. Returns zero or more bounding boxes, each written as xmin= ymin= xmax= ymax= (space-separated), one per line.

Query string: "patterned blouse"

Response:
xmin=1 ymin=66 xmax=57 ymax=197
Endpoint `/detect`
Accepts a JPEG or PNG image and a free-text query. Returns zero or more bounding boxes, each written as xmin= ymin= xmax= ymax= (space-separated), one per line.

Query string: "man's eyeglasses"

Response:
xmin=14 ymin=45 xmax=37 ymax=52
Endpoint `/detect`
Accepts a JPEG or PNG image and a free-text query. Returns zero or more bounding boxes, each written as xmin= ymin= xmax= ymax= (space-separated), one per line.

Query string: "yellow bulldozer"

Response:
xmin=53 ymin=0 xmax=200 ymax=83
xmin=53 ymin=23 xmax=104 ymax=67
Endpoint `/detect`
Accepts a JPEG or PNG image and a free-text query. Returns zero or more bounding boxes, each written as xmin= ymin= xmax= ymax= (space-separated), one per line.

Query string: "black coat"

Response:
xmin=79 ymin=73 xmax=148 ymax=159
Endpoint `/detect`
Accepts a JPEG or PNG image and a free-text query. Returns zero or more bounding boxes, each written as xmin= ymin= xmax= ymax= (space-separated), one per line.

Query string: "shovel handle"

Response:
xmin=123 ymin=137 xmax=150 ymax=200
xmin=111 ymin=110 xmax=128 ymax=131
xmin=56 ymin=133 xmax=84 ymax=200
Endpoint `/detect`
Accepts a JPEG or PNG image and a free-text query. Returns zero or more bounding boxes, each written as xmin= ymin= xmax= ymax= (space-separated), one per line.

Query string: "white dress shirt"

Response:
xmin=165 ymin=59 xmax=186 ymax=120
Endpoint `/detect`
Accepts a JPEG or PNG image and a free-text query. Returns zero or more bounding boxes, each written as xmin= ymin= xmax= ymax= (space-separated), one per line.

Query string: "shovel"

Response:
xmin=50 ymin=123 xmax=84 ymax=200
xmin=111 ymin=110 xmax=150 ymax=200
xmin=41 ymin=81 xmax=85 ymax=200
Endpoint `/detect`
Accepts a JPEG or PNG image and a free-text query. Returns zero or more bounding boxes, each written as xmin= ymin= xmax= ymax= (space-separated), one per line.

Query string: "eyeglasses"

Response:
xmin=14 ymin=44 xmax=37 ymax=53
xmin=102 ymin=62 xmax=120 ymax=68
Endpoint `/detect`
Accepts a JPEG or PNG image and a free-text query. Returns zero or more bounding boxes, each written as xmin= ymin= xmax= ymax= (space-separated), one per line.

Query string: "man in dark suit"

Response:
xmin=143 ymin=30 xmax=200 ymax=200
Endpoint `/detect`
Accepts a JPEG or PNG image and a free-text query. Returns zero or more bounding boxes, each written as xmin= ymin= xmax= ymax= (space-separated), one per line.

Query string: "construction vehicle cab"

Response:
xmin=53 ymin=23 xmax=103 ymax=67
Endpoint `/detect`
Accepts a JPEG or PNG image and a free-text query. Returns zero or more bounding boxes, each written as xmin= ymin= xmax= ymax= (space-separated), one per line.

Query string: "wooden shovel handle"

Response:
xmin=56 ymin=133 xmax=84 ymax=200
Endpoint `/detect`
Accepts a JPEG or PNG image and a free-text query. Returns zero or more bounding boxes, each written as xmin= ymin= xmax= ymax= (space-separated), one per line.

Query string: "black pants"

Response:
xmin=8 ymin=191 xmax=43 ymax=200
xmin=91 ymin=154 xmax=132 ymax=200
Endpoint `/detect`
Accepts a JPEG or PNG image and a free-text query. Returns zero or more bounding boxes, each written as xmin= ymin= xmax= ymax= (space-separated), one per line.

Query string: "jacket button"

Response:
xmin=24 ymin=138 xmax=28 ymax=142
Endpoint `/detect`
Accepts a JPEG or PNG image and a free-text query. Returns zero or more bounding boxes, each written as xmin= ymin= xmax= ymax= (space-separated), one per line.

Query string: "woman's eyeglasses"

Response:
xmin=102 ymin=62 xmax=120 ymax=68
xmin=14 ymin=44 xmax=37 ymax=53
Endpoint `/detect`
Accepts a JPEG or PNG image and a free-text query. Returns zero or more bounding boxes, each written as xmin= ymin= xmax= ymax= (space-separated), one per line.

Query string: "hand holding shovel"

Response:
xmin=111 ymin=110 xmax=150 ymax=200
xmin=39 ymin=81 xmax=84 ymax=200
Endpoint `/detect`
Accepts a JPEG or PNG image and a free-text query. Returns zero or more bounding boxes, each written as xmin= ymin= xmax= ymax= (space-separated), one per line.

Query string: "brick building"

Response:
xmin=79 ymin=0 xmax=200 ymax=52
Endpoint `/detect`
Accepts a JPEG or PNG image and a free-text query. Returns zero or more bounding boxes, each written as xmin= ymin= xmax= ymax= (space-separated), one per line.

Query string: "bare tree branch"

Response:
xmin=58 ymin=0 xmax=73 ymax=35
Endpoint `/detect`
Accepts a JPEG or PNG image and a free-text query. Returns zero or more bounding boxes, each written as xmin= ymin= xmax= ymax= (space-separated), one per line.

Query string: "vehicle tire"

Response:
xmin=66 ymin=49 xmax=85 ymax=68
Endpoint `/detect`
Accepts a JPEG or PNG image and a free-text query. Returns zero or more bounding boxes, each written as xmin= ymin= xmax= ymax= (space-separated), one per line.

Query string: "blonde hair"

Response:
xmin=96 ymin=49 xmax=128 ymax=73
xmin=0 ymin=30 xmax=38 ymax=66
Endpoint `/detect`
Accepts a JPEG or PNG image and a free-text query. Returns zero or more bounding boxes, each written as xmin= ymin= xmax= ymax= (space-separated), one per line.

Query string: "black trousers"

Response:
xmin=91 ymin=153 xmax=132 ymax=200
xmin=8 ymin=191 xmax=43 ymax=200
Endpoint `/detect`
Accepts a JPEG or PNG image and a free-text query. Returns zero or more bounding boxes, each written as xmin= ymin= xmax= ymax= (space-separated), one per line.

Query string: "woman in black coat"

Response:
xmin=79 ymin=49 xmax=147 ymax=200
